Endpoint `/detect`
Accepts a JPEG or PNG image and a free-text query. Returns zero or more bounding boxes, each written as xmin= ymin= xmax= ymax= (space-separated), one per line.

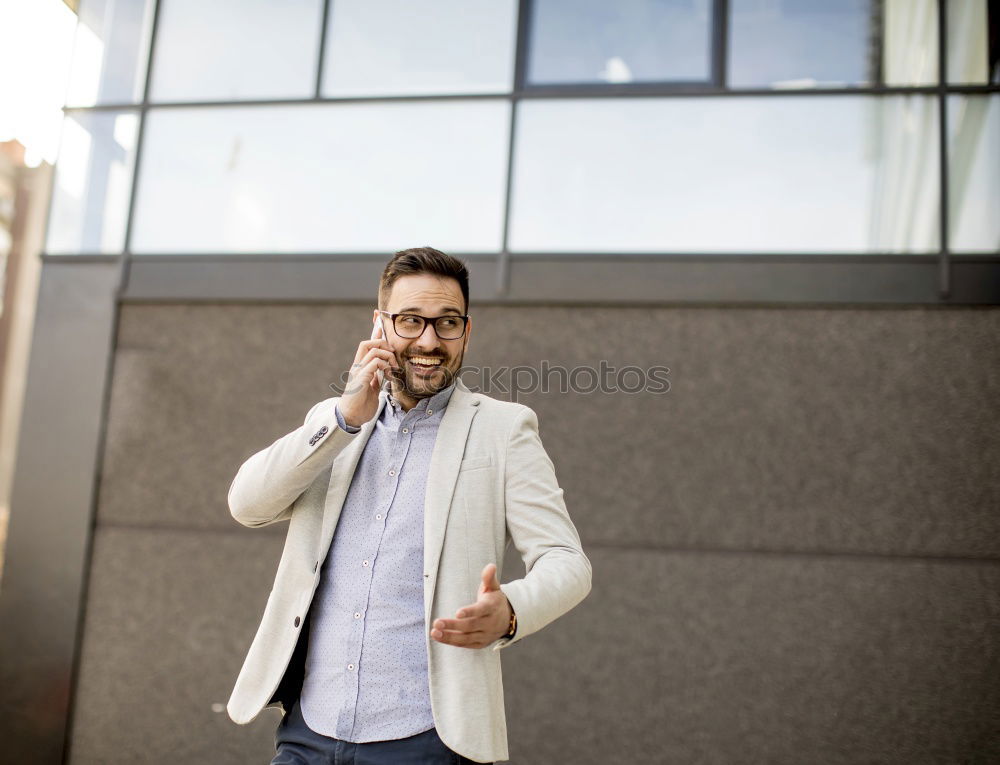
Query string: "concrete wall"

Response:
xmin=67 ymin=303 xmax=1000 ymax=764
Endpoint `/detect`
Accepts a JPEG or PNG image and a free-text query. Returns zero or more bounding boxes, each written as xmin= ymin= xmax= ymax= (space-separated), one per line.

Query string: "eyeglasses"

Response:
xmin=378 ymin=310 xmax=469 ymax=340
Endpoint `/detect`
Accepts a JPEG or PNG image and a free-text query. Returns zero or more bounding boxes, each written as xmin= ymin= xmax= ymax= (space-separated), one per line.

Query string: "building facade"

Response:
xmin=0 ymin=1 xmax=998 ymax=762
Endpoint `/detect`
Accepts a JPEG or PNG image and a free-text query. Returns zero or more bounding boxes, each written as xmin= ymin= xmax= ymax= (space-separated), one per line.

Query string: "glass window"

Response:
xmin=65 ymin=0 xmax=155 ymax=106
xmin=149 ymin=0 xmax=324 ymax=102
xmin=948 ymin=95 xmax=999 ymax=252
xmin=526 ymin=0 xmax=712 ymax=86
xmin=323 ymin=0 xmax=517 ymax=97
xmin=46 ymin=111 xmax=139 ymax=254
xmin=131 ymin=102 xmax=510 ymax=253
xmin=883 ymin=0 xmax=939 ymax=86
xmin=509 ymin=96 xmax=939 ymax=253
xmin=730 ymin=0 xmax=937 ymax=88
xmin=947 ymin=0 xmax=1000 ymax=84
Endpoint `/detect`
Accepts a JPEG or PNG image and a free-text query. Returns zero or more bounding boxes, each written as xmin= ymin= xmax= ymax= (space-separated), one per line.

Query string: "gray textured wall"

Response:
xmin=68 ymin=303 xmax=1000 ymax=764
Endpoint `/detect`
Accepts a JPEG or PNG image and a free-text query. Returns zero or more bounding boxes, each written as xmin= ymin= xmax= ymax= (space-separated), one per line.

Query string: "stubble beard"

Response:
xmin=389 ymin=348 xmax=464 ymax=401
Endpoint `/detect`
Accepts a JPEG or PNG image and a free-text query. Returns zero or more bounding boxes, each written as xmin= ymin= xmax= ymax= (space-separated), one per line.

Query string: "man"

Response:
xmin=227 ymin=247 xmax=591 ymax=764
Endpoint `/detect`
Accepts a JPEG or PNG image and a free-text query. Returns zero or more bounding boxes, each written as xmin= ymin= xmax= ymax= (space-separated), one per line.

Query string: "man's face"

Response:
xmin=376 ymin=273 xmax=471 ymax=403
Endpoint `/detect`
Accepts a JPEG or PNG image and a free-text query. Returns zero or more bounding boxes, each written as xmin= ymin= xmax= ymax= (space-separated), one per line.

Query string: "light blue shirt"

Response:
xmin=300 ymin=381 xmax=457 ymax=742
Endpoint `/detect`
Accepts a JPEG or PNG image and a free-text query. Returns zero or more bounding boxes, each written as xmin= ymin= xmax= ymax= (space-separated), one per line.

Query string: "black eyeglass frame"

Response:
xmin=377 ymin=310 xmax=470 ymax=340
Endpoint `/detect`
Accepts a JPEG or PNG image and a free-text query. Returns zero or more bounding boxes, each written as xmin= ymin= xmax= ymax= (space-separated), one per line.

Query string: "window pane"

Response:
xmin=323 ymin=0 xmax=517 ymax=96
xmin=131 ymin=102 xmax=510 ymax=253
xmin=509 ymin=97 xmax=939 ymax=253
xmin=949 ymin=96 xmax=999 ymax=252
xmin=65 ymin=0 xmax=155 ymax=106
xmin=729 ymin=0 xmax=937 ymax=88
xmin=947 ymin=0 xmax=1000 ymax=84
xmin=46 ymin=111 xmax=139 ymax=254
xmin=883 ymin=0 xmax=939 ymax=86
xmin=150 ymin=0 xmax=323 ymax=102
xmin=526 ymin=0 xmax=712 ymax=85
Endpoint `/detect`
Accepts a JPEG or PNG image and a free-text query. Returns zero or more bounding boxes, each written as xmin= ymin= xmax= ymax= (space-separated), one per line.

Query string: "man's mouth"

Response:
xmin=407 ymin=356 xmax=444 ymax=367
xmin=407 ymin=356 xmax=445 ymax=376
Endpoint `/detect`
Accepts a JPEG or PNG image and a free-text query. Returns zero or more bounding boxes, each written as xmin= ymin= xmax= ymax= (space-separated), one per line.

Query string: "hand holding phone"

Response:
xmin=339 ymin=315 xmax=395 ymax=428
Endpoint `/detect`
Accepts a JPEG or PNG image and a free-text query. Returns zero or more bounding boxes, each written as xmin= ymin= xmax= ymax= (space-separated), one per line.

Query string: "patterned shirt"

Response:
xmin=299 ymin=381 xmax=457 ymax=742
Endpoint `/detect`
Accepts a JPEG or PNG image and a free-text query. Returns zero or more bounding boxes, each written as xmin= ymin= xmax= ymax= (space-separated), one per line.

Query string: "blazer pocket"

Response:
xmin=459 ymin=454 xmax=493 ymax=472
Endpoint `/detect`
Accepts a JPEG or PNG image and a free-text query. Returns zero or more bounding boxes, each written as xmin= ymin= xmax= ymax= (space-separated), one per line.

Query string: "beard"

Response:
xmin=389 ymin=349 xmax=464 ymax=400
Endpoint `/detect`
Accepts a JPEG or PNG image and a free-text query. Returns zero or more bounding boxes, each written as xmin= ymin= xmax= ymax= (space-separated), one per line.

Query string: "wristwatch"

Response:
xmin=504 ymin=609 xmax=517 ymax=639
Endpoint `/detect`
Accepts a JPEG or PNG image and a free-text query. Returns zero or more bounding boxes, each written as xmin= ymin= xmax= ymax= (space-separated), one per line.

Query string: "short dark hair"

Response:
xmin=378 ymin=247 xmax=470 ymax=314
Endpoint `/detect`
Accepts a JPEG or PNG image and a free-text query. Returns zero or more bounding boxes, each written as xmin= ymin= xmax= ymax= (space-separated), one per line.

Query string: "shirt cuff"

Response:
xmin=334 ymin=403 xmax=362 ymax=434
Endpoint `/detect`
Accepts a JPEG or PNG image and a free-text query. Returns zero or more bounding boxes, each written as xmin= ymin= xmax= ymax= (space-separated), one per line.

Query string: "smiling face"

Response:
xmin=375 ymin=272 xmax=471 ymax=410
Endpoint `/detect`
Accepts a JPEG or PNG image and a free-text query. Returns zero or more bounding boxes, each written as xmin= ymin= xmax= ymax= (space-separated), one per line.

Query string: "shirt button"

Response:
xmin=362 ymin=560 xmax=369 ymax=567
xmin=348 ymin=663 xmax=355 ymax=671
xmin=388 ymin=469 xmax=395 ymax=476
xmin=376 ymin=514 xmax=382 ymax=520
xmin=354 ymin=612 xmax=361 ymax=619
xmin=427 ymin=409 xmax=433 ymax=415
xmin=402 ymin=428 xmax=408 ymax=433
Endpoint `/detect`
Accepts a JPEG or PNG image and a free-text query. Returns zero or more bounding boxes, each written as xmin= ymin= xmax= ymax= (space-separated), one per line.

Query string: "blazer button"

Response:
xmin=313 ymin=561 xmax=319 ymax=573
xmin=294 ymin=616 xmax=301 ymax=628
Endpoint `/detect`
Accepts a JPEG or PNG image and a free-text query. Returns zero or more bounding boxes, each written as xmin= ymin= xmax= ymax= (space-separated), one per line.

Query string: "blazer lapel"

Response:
xmin=423 ymin=378 xmax=479 ymax=620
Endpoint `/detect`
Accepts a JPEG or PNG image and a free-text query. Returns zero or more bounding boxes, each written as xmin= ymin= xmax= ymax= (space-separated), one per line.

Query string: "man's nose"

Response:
xmin=413 ymin=321 xmax=442 ymax=350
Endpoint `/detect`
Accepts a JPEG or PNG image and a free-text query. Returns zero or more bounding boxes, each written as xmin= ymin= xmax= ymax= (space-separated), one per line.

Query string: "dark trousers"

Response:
xmin=271 ymin=700 xmax=491 ymax=765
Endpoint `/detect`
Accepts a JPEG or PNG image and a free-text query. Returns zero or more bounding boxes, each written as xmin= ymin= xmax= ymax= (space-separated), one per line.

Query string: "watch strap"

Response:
xmin=505 ymin=610 xmax=517 ymax=639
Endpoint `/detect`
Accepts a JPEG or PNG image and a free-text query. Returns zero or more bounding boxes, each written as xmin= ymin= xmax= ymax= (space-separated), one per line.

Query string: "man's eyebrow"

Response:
xmin=398 ymin=306 xmax=463 ymax=315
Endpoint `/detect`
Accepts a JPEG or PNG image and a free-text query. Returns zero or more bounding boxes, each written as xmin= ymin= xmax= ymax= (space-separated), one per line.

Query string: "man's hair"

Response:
xmin=378 ymin=247 xmax=470 ymax=314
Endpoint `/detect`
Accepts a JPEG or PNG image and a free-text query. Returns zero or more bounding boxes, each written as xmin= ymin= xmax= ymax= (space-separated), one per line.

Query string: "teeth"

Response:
xmin=409 ymin=357 xmax=442 ymax=366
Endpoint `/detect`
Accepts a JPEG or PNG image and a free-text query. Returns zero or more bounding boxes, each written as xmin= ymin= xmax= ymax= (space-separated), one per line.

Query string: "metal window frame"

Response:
xmin=37 ymin=0 xmax=1000 ymax=304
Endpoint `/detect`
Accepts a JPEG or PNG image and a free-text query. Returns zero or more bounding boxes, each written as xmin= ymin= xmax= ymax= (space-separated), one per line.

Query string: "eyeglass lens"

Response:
xmin=393 ymin=314 xmax=466 ymax=339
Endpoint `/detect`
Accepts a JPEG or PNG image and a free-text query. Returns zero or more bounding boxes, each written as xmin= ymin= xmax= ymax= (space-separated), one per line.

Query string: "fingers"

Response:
xmin=349 ymin=350 xmax=396 ymax=387
xmin=456 ymin=600 xmax=491 ymax=620
xmin=433 ymin=612 xmax=488 ymax=633
xmin=433 ymin=619 xmax=487 ymax=635
xmin=430 ymin=629 xmax=492 ymax=649
xmin=430 ymin=617 xmax=490 ymax=648
xmin=346 ymin=357 xmax=390 ymax=396
xmin=355 ymin=346 xmax=395 ymax=371
xmin=353 ymin=336 xmax=392 ymax=365
xmin=480 ymin=563 xmax=500 ymax=593
xmin=357 ymin=355 xmax=391 ymax=380
xmin=430 ymin=592 xmax=503 ymax=648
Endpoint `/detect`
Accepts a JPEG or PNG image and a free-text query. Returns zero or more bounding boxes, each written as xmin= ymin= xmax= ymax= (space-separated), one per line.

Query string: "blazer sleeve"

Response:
xmin=494 ymin=406 xmax=592 ymax=651
xmin=227 ymin=396 xmax=361 ymax=528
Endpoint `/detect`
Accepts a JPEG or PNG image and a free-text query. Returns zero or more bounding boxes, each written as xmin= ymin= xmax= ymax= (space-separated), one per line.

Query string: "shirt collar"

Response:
xmin=384 ymin=379 xmax=457 ymax=417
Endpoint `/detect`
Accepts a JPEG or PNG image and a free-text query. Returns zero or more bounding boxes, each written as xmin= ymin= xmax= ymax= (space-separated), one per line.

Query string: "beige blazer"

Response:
xmin=226 ymin=378 xmax=591 ymax=763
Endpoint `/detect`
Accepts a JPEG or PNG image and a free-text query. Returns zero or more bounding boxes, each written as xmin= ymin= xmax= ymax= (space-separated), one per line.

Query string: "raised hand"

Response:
xmin=338 ymin=317 xmax=398 ymax=428
xmin=430 ymin=563 xmax=514 ymax=649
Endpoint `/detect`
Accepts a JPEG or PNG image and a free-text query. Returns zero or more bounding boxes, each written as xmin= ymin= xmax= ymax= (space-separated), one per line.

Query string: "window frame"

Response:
xmin=43 ymin=0 xmax=1000 ymax=305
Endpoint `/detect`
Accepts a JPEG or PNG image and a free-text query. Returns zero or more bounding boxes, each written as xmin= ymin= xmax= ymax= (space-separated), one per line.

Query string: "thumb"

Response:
xmin=480 ymin=563 xmax=500 ymax=594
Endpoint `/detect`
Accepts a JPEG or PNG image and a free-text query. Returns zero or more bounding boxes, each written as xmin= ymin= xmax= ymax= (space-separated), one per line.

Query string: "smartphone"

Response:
xmin=371 ymin=316 xmax=386 ymax=387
